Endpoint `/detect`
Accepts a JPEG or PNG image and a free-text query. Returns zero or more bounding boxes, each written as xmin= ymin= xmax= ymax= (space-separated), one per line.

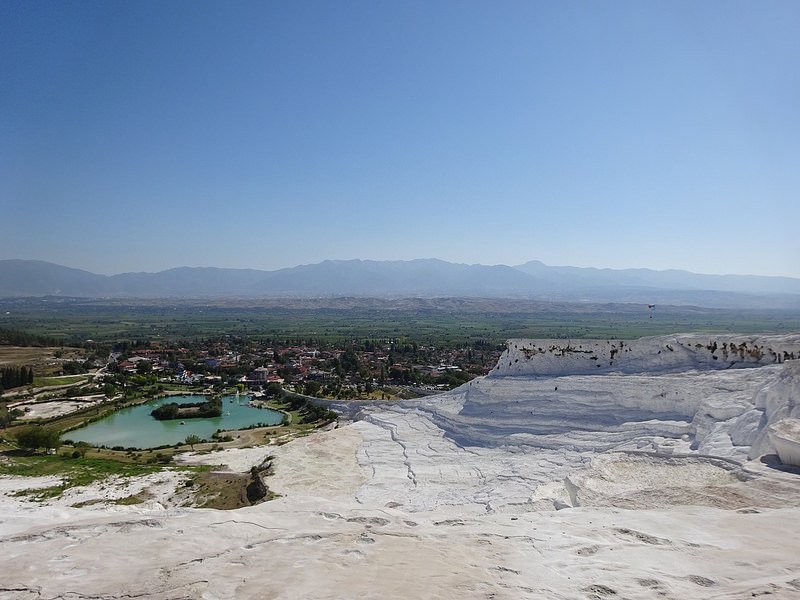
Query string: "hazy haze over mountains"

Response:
xmin=2 ymin=259 xmax=800 ymax=309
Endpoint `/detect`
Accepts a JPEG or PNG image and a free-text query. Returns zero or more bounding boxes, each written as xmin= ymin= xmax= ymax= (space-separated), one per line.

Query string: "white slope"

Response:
xmin=2 ymin=334 xmax=800 ymax=599
xmin=492 ymin=333 xmax=800 ymax=377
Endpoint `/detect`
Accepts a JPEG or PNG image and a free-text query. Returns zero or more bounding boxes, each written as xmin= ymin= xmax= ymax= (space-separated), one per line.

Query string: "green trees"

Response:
xmin=15 ymin=426 xmax=61 ymax=453
xmin=184 ymin=434 xmax=202 ymax=450
xmin=340 ymin=349 xmax=360 ymax=374
xmin=151 ymin=397 xmax=222 ymax=420
xmin=0 ymin=327 xmax=63 ymax=347
xmin=265 ymin=382 xmax=283 ymax=398
xmin=151 ymin=402 xmax=180 ymax=420
xmin=61 ymin=361 xmax=86 ymax=375
xmin=73 ymin=441 xmax=91 ymax=458
xmin=304 ymin=380 xmax=321 ymax=397
xmin=284 ymin=395 xmax=337 ymax=424
xmin=1 ymin=366 xmax=34 ymax=389
xmin=0 ymin=407 xmax=24 ymax=427
xmin=136 ymin=360 xmax=153 ymax=375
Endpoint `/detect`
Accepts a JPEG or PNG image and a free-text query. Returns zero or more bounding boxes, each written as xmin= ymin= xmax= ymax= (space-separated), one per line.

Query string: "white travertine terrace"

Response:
xmin=2 ymin=334 xmax=800 ymax=599
xmin=768 ymin=418 xmax=800 ymax=466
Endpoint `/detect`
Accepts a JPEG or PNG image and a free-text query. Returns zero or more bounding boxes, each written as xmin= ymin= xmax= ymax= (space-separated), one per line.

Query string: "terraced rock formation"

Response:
xmin=2 ymin=333 xmax=800 ymax=599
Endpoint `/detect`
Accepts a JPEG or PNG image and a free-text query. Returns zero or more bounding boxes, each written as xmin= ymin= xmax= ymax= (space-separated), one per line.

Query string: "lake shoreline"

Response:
xmin=65 ymin=393 xmax=285 ymax=450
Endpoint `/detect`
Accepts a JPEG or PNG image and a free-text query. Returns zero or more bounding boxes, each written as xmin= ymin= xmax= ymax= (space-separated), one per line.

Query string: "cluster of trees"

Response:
xmin=0 ymin=406 xmax=24 ymax=427
xmin=151 ymin=396 xmax=222 ymax=420
xmin=303 ymin=380 xmax=322 ymax=396
xmin=437 ymin=369 xmax=473 ymax=387
xmin=150 ymin=402 xmax=182 ymax=420
xmin=15 ymin=425 xmax=61 ymax=452
xmin=327 ymin=349 xmax=371 ymax=382
xmin=0 ymin=327 xmax=64 ymax=347
xmin=283 ymin=395 xmax=338 ymax=424
xmin=61 ymin=360 xmax=87 ymax=375
xmin=1 ymin=366 xmax=34 ymax=390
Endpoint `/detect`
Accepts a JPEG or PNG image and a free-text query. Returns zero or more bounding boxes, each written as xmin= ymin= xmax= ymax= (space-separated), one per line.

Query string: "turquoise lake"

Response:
xmin=65 ymin=394 xmax=284 ymax=449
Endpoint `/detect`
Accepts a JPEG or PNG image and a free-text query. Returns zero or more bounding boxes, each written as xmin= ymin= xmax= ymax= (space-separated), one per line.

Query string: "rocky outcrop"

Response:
xmin=748 ymin=360 xmax=800 ymax=460
xmin=767 ymin=419 xmax=800 ymax=466
xmin=492 ymin=334 xmax=800 ymax=377
xmin=448 ymin=334 xmax=800 ymax=465
xmin=246 ymin=466 xmax=268 ymax=504
xmin=413 ymin=363 xmax=786 ymax=462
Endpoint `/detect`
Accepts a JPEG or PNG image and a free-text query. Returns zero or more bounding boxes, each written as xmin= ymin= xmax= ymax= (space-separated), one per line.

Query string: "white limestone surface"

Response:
xmin=411 ymin=364 xmax=782 ymax=462
xmin=493 ymin=334 xmax=800 ymax=377
xmin=2 ymin=334 xmax=800 ymax=599
xmin=768 ymin=418 xmax=800 ymax=467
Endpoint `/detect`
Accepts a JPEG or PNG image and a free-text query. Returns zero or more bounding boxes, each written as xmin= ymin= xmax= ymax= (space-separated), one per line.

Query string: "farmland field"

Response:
xmin=1 ymin=297 xmax=798 ymax=346
xmin=0 ymin=346 xmax=86 ymax=375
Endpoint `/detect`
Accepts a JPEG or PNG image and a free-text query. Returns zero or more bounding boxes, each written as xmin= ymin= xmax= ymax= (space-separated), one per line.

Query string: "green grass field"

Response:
xmin=0 ymin=453 xmax=162 ymax=499
xmin=32 ymin=375 xmax=89 ymax=387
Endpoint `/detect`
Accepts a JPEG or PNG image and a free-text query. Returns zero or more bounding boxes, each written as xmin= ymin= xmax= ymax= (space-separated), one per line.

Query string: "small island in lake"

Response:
xmin=151 ymin=396 xmax=222 ymax=420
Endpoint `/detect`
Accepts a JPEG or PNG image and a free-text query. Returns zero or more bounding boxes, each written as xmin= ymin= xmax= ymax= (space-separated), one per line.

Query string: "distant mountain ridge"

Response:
xmin=1 ymin=258 xmax=799 ymax=309
xmin=514 ymin=260 xmax=800 ymax=295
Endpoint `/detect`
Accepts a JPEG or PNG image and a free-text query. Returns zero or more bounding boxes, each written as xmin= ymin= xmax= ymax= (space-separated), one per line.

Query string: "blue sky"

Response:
xmin=2 ymin=1 xmax=799 ymax=277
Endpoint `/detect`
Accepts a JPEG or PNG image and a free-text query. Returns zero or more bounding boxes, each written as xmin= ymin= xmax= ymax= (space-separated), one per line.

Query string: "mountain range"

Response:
xmin=1 ymin=258 xmax=799 ymax=309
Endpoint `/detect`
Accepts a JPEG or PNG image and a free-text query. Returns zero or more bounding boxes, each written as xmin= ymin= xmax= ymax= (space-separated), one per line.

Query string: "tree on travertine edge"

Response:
xmin=74 ymin=441 xmax=91 ymax=458
xmin=185 ymin=434 xmax=202 ymax=451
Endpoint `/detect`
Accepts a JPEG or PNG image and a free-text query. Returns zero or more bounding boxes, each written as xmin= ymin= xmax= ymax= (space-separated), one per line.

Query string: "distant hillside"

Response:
xmin=0 ymin=260 xmax=108 ymax=297
xmin=252 ymin=259 xmax=537 ymax=296
xmin=1 ymin=258 xmax=799 ymax=309
xmin=513 ymin=260 xmax=800 ymax=308
xmin=515 ymin=260 xmax=800 ymax=295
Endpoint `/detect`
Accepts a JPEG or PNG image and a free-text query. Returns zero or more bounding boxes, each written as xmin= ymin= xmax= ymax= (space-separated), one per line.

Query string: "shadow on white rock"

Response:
xmin=768 ymin=418 xmax=800 ymax=467
xmin=749 ymin=359 xmax=800 ymax=460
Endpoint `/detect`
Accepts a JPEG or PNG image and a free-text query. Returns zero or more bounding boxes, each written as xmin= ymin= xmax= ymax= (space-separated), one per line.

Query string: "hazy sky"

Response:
xmin=2 ymin=1 xmax=799 ymax=277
